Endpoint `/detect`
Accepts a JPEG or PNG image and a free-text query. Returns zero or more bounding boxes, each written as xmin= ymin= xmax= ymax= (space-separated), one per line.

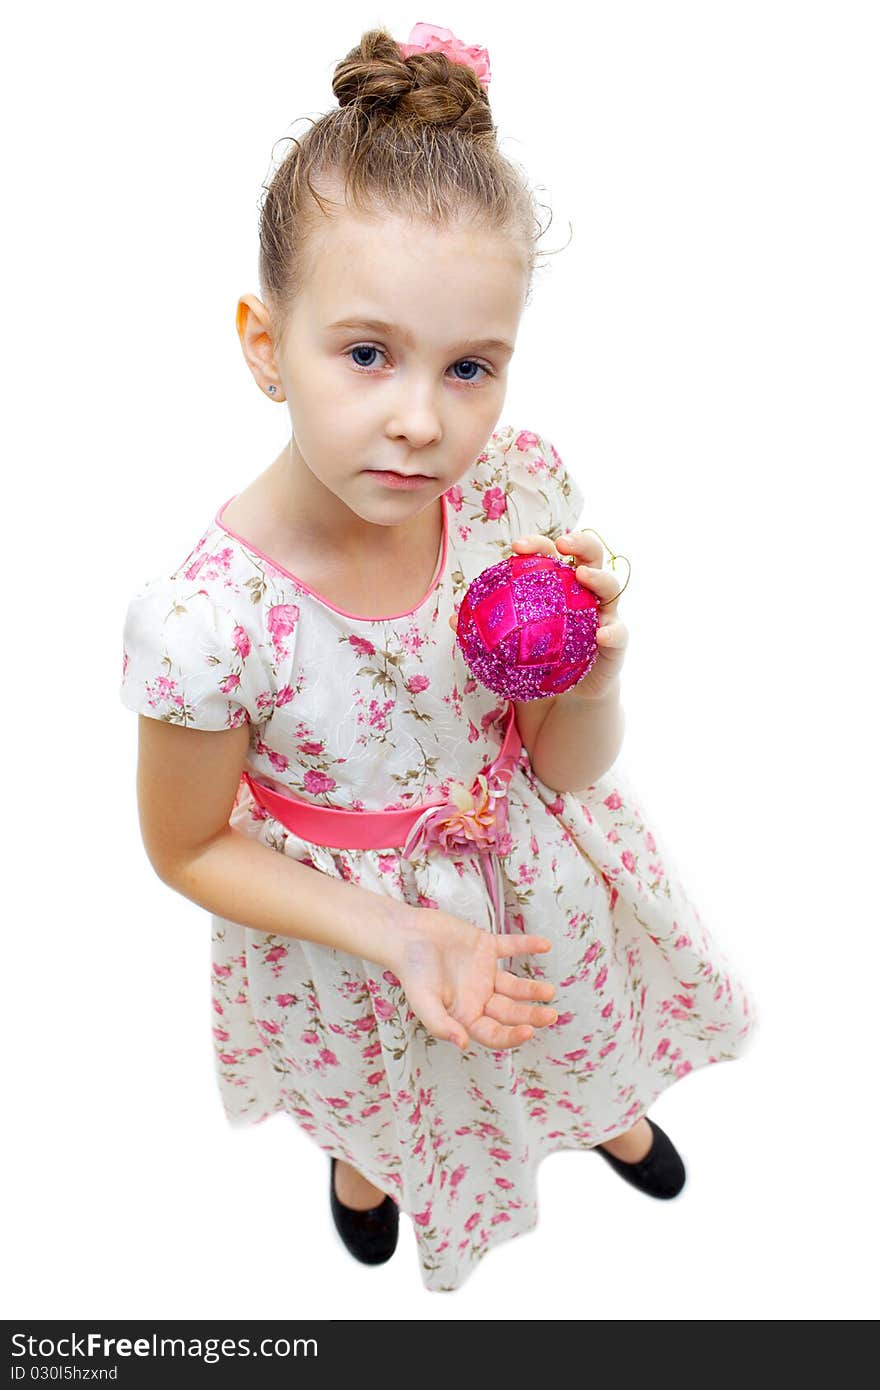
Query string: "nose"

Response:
xmin=385 ymin=383 xmax=442 ymax=448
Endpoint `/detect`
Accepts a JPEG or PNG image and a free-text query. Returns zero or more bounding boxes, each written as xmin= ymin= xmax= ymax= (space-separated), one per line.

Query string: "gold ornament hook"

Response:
xmin=559 ymin=527 xmax=631 ymax=607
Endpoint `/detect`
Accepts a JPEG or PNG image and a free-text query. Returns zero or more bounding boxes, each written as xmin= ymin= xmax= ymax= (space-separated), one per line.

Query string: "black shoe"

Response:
xmin=594 ymin=1118 xmax=686 ymax=1199
xmin=329 ymin=1157 xmax=400 ymax=1265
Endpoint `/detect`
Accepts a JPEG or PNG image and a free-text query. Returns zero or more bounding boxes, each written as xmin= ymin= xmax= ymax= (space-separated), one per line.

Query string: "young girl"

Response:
xmin=119 ymin=22 xmax=756 ymax=1294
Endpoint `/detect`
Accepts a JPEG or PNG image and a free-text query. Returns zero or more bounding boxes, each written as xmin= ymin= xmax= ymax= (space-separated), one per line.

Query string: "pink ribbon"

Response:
xmin=240 ymin=705 xmax=522 ymax=936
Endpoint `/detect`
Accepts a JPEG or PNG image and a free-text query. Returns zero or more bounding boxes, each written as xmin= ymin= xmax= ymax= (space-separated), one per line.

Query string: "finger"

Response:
xmin=483 ymin=994 xmax=558 ymax=1028
xmin=573 ymin=565 xmax=621 ymax=604
xmin=495 ymin=935 xmax=552 ymax=959
xmin=406 ymin=987 xmax=470 ymax=1051
xmin=448 ymin=611 xmax=458 ymax=631
xmin=510 ymin=535 xmax=561 ymax=558
xmin=597 ymin=620 xmax=628 ymax=647
xmin=495 ymin=969 xmax=556 ymax=1003
xmin=465 ymin=1015 xmax=536 ymax=1051
xmin=556 ymin=531 xmax=604 ymax=565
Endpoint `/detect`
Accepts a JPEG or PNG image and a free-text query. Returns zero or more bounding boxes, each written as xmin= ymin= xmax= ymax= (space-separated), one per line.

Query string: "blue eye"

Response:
xmin=349 ymin=344 xmax=383 ymax=369
xmin=452 ymin=359 xmax=485 ymax=383
xmin=346 ymin=344 xmax=492 ymax=385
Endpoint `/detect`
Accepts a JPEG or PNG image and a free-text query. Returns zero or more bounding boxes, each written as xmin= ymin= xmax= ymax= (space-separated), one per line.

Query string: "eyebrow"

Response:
xmin=325 ymin=317 xmax=514 ymax=355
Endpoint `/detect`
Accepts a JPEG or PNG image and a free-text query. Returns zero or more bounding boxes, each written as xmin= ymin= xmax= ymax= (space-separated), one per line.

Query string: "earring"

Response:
xmin=268 ymin=385 xmax=277 ymax=395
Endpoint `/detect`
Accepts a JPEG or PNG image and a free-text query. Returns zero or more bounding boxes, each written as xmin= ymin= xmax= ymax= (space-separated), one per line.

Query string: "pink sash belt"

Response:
xmin=239 ymin=703 xmax=523 ymax=935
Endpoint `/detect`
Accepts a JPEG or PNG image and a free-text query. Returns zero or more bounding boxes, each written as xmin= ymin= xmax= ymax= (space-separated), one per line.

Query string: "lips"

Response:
xmin=364 ymin=468 xmax=436 ymax=490
xmin=372 ymin=470 xmax=433 ymax=479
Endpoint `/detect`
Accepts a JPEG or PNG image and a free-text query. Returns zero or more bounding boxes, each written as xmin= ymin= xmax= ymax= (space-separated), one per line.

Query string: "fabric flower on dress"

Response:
xmin=403 ymin=772 xmax=514 ymax=859
xmin=402 ymin=752 xmax=519 ymax=936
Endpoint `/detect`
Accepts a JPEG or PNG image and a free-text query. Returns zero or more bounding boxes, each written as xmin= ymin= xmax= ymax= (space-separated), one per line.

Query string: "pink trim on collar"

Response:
xmin=214 ymin=491 xmax=448 ymax=623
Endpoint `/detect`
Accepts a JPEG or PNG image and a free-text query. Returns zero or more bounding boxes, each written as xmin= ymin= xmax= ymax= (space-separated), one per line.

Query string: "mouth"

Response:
xmin=365 ymin=468 xmax=435 ymax=479
xmin=363 ymin=469 xmax=436 ymax=489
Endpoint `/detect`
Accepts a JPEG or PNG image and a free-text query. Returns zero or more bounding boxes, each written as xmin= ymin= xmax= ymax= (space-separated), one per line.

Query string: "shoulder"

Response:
xmin=122 ymin=515 xmax=256 ymax=645
xmin=169 ymin=513 xmax=252 ymax=598
xmin=121 ymin=550 xmax=258 ymax=690
xmin=120 ymin=576 xmax=272 ymax=734
xmin=467 ymin=423 xmax=574 ymax=487
xmin=136 ymin=509 xmax=281 ymax=635
xmin=456 ymin=423 xmax=583 ymax=541
xmin=120 ymin=507 xmax=277 ymax=717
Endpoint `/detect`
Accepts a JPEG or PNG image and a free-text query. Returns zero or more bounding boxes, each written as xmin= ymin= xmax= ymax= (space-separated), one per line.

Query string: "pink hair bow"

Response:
xmin=399 ymin=21 xmax=492 ymax=90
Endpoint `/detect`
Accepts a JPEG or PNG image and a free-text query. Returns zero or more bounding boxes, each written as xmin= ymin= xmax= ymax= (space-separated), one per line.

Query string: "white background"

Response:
xmin=4 ymin=0 xmax=878 ymax=1321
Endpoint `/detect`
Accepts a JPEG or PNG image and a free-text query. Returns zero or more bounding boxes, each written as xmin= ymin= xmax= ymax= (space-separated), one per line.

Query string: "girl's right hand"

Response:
xmin=385 ymin=906 xmax=557 ymax=1052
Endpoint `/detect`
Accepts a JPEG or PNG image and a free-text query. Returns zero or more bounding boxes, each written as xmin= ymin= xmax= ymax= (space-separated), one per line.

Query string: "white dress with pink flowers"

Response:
xmin=119 ymin=423 xmax=757 ymax=1293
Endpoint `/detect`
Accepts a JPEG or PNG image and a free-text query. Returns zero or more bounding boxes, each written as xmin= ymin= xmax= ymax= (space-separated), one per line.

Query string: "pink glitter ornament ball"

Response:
xmin=455 ymin=553 xmax=600 ymax=701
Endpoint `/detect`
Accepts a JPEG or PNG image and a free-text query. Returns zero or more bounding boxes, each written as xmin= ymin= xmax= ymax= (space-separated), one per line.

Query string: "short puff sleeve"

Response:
xmin=503 ymin=427 xmax=585 ymax=545
xmin=120 ymin=576 xmax=266 ymax=731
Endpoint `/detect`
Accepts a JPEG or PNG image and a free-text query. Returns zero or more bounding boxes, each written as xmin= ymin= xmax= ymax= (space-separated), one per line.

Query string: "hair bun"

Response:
xmin=332 ymin=27 xmax=492 ymax=134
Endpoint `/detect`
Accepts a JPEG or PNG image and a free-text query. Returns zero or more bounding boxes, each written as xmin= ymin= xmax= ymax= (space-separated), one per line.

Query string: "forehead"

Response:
xmin=300 ymin=207 xmax=527 ymax=333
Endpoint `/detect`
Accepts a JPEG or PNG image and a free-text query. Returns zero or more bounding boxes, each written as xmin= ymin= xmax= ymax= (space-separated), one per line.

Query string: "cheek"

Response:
xmin=292 ymin=373 xmax=360 ymax=436
xmin=309 ymin=367 xmax=346 ymax=406
xmin=311 ymin=367 xmax=369 ymax=419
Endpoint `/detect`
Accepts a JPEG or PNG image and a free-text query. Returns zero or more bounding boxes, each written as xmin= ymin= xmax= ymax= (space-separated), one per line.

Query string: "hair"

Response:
xmin=257 ymin=26 xmax=564 ymax=348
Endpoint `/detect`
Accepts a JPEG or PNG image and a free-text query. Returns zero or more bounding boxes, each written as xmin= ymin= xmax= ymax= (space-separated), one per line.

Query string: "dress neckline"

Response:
xmin=214 ymin=489 xmax=449 ymax=624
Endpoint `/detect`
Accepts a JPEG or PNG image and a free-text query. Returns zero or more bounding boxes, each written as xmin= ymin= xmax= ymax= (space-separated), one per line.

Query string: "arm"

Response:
xmin=135 ymin=719 xmax=557 ymax=1054
xmin=529 ymin=677 xmax=625 ymax=794
xmin=161 ymin=825 xmax=410 ymax=971
xmin=136 ymin=714 xmax=411 ymax=971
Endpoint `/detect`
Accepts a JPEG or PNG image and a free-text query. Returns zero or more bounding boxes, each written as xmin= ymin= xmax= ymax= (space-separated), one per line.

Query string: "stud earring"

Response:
xmin=268 ymin=385 xmax=277 ymax=395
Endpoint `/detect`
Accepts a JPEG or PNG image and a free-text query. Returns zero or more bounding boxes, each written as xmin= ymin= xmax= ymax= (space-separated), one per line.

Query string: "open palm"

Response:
xmin=389 ymin=908 xmax=557 ymax=1051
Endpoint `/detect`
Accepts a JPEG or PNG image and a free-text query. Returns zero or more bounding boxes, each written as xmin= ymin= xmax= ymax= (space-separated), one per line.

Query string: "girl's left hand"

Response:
xmin=449 ymin=531 xmax=629 ymax=702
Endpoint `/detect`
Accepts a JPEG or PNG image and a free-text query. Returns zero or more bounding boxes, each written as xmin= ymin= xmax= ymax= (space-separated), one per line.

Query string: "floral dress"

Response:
xmin=119 ymin=423 xmax=757 ymax=1294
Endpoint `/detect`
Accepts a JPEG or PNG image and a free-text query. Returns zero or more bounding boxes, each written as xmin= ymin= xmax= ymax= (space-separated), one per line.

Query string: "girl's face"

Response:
xmin=239 ymin=204 xmax=528 ymax=546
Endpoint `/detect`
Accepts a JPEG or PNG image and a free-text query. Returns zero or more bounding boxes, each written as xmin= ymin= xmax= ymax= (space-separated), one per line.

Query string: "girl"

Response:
xmin=120 ymin=22 xmax=756 ymax=1294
